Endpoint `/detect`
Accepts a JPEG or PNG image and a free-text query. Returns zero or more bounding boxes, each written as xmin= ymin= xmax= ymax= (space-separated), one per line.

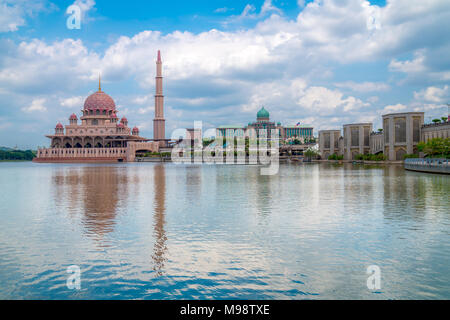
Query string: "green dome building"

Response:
xmin=256 ymin=107 xmax=270 ymax=122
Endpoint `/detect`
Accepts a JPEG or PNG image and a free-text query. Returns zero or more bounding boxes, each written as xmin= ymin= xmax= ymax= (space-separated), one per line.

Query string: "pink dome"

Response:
xmin=120 ymin=117 xmax=127 ymax=123
xmin=56 ymin=123 xmax=63 ymax=129
xmin=84 ymin=91 xmax=116 ymax=111
xmin=132 ymin=126 xmax=139 ymax=133
xmin=69 ymin=113 xmax=77 ymax=120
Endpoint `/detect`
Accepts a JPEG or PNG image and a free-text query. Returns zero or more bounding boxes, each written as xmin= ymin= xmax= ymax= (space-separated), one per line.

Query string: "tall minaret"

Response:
xmin=153 ymin=50 xmax=166 ymax=145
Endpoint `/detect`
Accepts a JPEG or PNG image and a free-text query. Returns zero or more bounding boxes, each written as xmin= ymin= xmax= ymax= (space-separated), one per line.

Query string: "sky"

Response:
xmin=0 ymin=0 xmax=449 ymax=149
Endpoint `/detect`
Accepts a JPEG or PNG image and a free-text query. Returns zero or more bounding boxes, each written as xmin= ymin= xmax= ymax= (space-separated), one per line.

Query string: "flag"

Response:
xmin=296 ymin=122 xmax=300 ymax=126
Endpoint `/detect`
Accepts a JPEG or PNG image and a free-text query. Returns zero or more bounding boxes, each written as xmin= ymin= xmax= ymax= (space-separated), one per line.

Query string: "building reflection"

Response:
xmin=152 ymin=164 xmax=168 ymax=276
xmin=52 ymin=166 xmax=126 ymax=244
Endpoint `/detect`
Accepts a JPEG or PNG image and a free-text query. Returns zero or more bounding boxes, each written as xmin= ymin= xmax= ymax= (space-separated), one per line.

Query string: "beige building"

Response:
xmin=421 ymin=122 xmax=450 ymax=142
xmin=318 ymin=130 xmax=341 ymax=159
xmin=382 ymin=112 xmax=424 ymax=161
xmin=343 ymin=123 xmax=372 ymax=160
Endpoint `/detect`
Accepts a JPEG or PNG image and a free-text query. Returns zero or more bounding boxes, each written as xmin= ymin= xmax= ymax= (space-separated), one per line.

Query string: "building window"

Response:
xmin=413 ymin=118 xmax=420 ymax=142
xmin=344 ymin=128 xmax=348 ymax=147
xmin=324 ymin=133 xmax=330 ymax=148
xmin=364 ymin=127 xmax=369 ymax=147
xmin=394 ymin=118 xmax=406 ymax=143
xmin=351 ymin=127 xmax=359 ymax=147
xmin=384 ymin=119 xmax=389 ymax=143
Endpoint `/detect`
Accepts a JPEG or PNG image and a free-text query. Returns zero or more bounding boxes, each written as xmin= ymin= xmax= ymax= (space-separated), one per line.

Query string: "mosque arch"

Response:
xmin=63 ymin=137 xmax=72 ymax=148
xmin=51 ymin=137 xmax=62 ymax=148
xmin=93 ymin=136 xmax=103 ymax=148
xmin=84 ymin=137 xmax=93 ymax=148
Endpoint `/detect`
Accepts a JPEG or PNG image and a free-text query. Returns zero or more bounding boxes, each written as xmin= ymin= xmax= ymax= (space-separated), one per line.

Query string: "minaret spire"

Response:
xmin=153 ymin=50 xmax=165 ymax=146
xmin=98 ymin=74 xmax=101 ymax=92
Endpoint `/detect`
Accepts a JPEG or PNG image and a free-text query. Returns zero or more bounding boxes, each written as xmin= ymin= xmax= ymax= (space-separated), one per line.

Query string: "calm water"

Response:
xmin=0 ymin=162 xmax=448 ymax=299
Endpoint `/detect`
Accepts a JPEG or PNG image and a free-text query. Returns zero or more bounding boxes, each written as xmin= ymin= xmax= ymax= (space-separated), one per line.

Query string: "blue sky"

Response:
xmin=0 ymin=0 xmax=449 ymax=148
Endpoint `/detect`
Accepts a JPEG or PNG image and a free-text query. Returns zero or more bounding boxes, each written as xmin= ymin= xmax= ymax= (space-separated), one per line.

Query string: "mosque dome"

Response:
xmin=84 ymin=91 xmax=116 ymax=111
xmin=257 ymin=107 xmax=270 ymax=119
xmin=69 ymin=113 xmax=78 ymax=120
xmin=55 ymin=123 xmax=63 ymax=129
xmin=84 ymin=76 xmax=116 ymax=111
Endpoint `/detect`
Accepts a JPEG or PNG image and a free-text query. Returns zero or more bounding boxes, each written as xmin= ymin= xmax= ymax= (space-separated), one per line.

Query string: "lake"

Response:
xmin=0 ymin=162 xmax=448 ymax=299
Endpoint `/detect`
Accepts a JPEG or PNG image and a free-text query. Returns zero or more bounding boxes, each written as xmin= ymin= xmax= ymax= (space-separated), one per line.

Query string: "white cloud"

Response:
xmin=214 ymin=7 xmax=233 ymax=14
xmin=381 ymin=103 xmax=407 ymax=114
xmin=414 ymin=85 xmax=449 ymax=103
xmin=22 ymin=98 xmax=47 ymax=112
xmin=334 ymin=81 xmax=390 ymax=92
xmin=137 ymin=106 xmax=154 ymax=114
xmin=389 ymin=50 xmax=427 ymax=74
xmin=0 ymin=0 xmax=48 ymax=32
xmin=60 ymin=96 xmax=84 ymax=108
xmin=297 ymin=86 xmax=368 ymax=114
xmin=72 ymin=0 xmax=96 ymax=20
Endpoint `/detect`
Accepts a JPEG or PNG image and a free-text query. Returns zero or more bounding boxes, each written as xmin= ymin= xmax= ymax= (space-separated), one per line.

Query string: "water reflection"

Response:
xmin=52 ymin=166 xmax=127 ymax=242
xmin=151 ymin=164 xmax=167 ymax=276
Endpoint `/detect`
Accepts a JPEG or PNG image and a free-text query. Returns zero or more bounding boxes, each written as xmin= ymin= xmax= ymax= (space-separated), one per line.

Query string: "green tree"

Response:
xmin=432 ymin=118 xmax=441 ymax=124
xmin=304 ymin=148 xmax=318 ymax=160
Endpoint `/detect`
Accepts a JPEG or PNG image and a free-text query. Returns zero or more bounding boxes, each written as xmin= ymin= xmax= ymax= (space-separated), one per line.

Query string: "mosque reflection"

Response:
xmin=52 ymin=166 xmax=127 ymax=242
xmin=51 ymin=164 xmax=169 ymax=274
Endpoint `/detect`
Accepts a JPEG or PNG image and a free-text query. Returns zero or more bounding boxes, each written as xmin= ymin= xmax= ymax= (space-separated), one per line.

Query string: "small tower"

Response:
xmin=55 ymin=123 xmax=64 ymax=135
xmin=132 ymin=126 xmax=139 ymax=136
xmin=69 ymin=113 xmax=78 ymax=125
xmin=120 ymin=117 xmax=128 ymax=127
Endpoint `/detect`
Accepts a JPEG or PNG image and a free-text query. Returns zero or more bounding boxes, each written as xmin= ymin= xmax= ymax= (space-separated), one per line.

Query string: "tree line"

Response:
xmin=0 ymin=149 xmax=36 ymax=161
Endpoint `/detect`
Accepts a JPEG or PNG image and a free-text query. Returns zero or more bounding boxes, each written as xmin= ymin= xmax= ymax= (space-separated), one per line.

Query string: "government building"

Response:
xmin=34 ymin=51 xmax=166 ymax=163
xmin=216 ymin=107 xmax=314 ymax=142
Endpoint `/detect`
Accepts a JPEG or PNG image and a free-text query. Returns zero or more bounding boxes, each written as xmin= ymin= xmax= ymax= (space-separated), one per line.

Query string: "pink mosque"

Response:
xmin=34 ymin=51 xmax=167 ymax=163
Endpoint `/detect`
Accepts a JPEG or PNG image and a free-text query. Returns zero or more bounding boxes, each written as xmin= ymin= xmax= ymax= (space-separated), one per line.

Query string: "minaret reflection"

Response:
xmin=152 ymin=164 xmax=168 ymax=276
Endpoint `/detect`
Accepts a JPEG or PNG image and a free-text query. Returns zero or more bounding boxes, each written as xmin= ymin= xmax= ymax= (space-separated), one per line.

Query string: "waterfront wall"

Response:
xmin=404 ymin=158 xmax=450 ymax=174
xmin=34 ymin=147 xmax=127 ymax=163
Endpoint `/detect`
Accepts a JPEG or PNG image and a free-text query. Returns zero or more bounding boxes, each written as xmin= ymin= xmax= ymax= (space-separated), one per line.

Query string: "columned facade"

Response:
xmin=343 ymin=123 xmax=372 ymax=160
xmin=319 ymin=130 xmax=341 ymax=159
xmin=382 ymin=112 xmax=424 ymax=161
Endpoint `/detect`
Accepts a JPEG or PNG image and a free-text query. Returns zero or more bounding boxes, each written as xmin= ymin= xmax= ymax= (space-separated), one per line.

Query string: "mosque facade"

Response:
xmin=34 ymin=51 xmax=165 ymax=163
